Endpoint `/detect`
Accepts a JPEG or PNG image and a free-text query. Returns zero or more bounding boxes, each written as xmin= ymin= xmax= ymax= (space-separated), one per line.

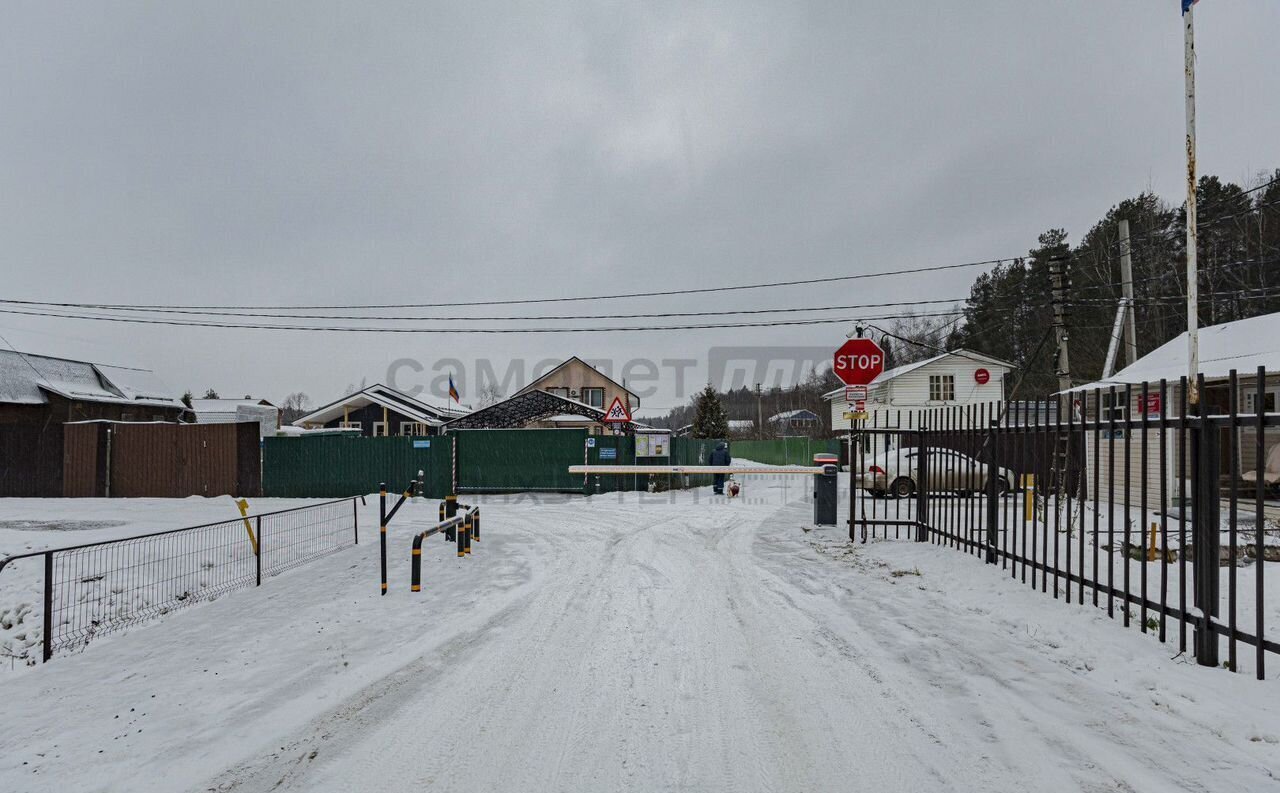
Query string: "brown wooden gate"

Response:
xmin=62 ymin=422 xmax=261 ymax=497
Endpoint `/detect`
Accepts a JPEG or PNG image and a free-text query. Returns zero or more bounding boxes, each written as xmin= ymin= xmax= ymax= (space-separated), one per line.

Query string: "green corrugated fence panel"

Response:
xmin=728 ymin=437 xmax=840 ymax=466
xmin=262 ymin=436 xmax=452 ymax=498
xmin=672 ymin=437 xmax=720 ymax=487
xmin=454 ymin=428 xmax=587 ymax=492
xmin=584 ymin=434 xmax=633 ymax=494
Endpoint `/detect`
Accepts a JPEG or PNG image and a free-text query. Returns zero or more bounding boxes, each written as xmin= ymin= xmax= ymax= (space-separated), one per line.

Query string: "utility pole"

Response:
xmin=1118 ymin=219 xmax=1139 ymax=368
xmin=1049 ymin=255 xmax=1072 ymax=395
xmin=755 ymin=383 xmax=763 ymax=439
xmin=1184 ymin=1 xmax=1200 ymax=406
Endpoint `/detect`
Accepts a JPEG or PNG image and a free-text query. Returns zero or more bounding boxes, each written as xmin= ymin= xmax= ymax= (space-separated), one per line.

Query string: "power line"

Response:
xmin=0 ymin=305 xmax=971 ymax=334
xmin=0 ymin=296 xmax=969 ymax=323
xmin=1 ymin=257 xmax=1015 ymax=311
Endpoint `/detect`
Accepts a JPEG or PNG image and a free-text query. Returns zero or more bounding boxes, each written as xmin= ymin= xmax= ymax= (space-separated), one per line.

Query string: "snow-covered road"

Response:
xmin=1 ymin=482 xmax=1277 ymax=792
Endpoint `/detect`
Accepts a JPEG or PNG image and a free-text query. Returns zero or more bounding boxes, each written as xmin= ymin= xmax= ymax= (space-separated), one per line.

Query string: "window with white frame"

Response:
xmin=545 ymin=387 xmax=569 ymax=398
xmin=1245 ymin=389 xmax=1279 ymax=415
xmin=400 ymin=422 xmax=430 ymax=436
xmin=1100 ymin=391 xmax=1127 ymax=423
xmin=581 ymin=387 xmax=604 ymax=408
xmin=340 ymin=421 xmax=362 ymax=430
xmin=928 ymin=374 xmax=955 ymax=402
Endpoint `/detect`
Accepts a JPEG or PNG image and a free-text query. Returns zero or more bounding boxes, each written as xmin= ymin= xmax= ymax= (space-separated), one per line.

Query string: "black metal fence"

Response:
xmin=0 ymin=498 xmax=361 ymax=663
xmin=851 ymin=368 xmax=1278 ymax=679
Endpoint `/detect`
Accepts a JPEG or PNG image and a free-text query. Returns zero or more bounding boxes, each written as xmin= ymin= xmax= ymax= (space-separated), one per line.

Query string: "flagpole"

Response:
xmin=1184 ymin=2 xmax=1199 ymax=406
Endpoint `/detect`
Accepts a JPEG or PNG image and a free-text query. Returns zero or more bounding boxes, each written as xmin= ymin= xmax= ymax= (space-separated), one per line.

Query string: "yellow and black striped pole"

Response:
xmin=410 ymin=535 xmax=423 ymax=592
xmin=463 ymin=512 xmax=473 ymax=555
xmin=444 ymin=494 xmax=458 ymax=541
xmin=379 ymin=482 xmax=388 ymax=596
xmin=473 ymin=507 xmax=480 ymax=541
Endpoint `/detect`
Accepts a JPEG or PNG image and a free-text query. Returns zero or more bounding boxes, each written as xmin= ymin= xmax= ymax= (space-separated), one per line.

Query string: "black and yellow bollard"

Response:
xmin=463 ymin=512 xmax=473 ymax=555
xmin=379 ymin=483 xmax=388 ymax=596
xmin=472 ymin=507 xmax=480 ymax=542
xmin=444 ymin=494 xmax=458 ymax=541
xmin=410 ymin=541 xmax=423 ymax=592
xmin=456 ymin=516 xmax=466 ymax=557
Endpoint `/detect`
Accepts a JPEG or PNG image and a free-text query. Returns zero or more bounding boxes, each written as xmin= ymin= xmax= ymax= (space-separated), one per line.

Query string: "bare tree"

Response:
xmin=280 ymin=392 xmax=311 ymax=423
xmin=477 ymin=383 xmax=503 ymax=408
xmin=885 ymin=310 xmax=960 ymax=366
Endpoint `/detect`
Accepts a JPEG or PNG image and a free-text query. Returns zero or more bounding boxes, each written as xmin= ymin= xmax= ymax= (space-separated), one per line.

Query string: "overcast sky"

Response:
xmin=2 ymin=1 xmax=1277 ymax=416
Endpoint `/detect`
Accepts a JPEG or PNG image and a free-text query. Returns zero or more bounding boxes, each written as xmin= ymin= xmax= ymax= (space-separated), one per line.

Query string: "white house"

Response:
xmin=824 ymin=349 xmax=1014 ymax=432
xmin=1067 ymin=311 xmax=1280 ymax=510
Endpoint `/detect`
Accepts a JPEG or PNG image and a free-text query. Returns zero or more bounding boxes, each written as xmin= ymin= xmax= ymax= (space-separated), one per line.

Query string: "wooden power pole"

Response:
xmin=1049 ymin=255 xmax=1072 ymax=394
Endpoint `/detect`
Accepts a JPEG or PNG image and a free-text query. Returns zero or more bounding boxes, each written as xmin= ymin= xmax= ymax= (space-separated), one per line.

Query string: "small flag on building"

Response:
xmin=448 ymin=374 xmax=460 ymax=403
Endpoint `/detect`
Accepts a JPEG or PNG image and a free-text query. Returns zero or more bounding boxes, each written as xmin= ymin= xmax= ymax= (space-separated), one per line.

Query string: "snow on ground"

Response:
xmin=0 ymin=478 xmax=1277 ymax=792
xmin=852 ymin=488 xmax=1280 ymax=677
xmin=0 ymin=496 xmax=352 ymax=666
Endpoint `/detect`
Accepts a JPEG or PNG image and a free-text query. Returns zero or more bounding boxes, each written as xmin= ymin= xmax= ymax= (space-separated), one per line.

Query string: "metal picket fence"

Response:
xmin=0 ymin=497 xmax=361 ymax=662
xmin=851 ymin=368 xmax=1278 ymax=679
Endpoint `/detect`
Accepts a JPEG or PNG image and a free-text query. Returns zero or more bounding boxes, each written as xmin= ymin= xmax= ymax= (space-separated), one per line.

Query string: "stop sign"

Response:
xmin=833 ymin=338 xmax=885 ymax=386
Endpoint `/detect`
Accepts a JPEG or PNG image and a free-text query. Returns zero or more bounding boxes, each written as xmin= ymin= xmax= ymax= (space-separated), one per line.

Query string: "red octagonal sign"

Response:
xmin=833 ymin=338 xmax=885 ymax=386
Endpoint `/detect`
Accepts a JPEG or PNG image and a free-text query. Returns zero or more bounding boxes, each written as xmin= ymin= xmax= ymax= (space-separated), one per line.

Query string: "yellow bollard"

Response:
xmin=236 ymin=498 xmax=259 ymax=555
xmin=1023 ymin=475 xmax=1035 ymax=522
xmin=1148 ymin=522 xmax=1158 ymax=562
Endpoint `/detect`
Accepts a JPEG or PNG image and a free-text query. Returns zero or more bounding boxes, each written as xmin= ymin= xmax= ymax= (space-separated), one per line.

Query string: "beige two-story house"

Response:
xmin=517 ymin=356 xmax=639 ymax=432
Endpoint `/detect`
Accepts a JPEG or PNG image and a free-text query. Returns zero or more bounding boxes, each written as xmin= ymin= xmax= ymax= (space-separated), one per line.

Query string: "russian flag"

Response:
xmin=1182 ymin=0 xmax=1198 ymax=14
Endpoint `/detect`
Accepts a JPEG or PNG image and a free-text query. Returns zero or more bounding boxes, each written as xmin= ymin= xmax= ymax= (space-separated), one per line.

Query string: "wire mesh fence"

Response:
xmin=850 ymin=368 xmax=1279 ymax=679
xmin=0 ymin=498 xmax=360 ymax=663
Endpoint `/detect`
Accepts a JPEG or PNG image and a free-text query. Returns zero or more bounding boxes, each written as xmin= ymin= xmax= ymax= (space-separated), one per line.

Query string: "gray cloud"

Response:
xmin=1 ymin=1 xmax=1277 ymax=414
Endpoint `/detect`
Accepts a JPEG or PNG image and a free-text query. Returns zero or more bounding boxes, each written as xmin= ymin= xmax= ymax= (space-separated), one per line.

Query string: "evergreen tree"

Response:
xmin=202 ymin=388 xmax=219 ymax=399
xmin=181 ymin=390 xmax=193 ymax=408
xmin=691 ymin=384 xmax=729 ymax=439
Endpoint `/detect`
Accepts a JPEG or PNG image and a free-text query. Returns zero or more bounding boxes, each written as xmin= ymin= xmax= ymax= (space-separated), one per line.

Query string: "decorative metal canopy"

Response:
xmin=442 ymin=389 xmax=638 ymax=432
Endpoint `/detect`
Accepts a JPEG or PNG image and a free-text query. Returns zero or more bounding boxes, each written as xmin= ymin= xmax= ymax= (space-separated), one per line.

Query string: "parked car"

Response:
xmin=859 ymin=447 xmax=1016 ymax=498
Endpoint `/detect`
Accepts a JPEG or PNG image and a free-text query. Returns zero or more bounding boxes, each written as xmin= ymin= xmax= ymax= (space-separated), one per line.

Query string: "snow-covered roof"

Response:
xmin=1067 ymin=312 xmax=1280 ymax=393
xmin=545 ymin=413 xmax=594 ymax=423
xmin=294 ymin=384 xmax=470 ymax=427
xmin=190 ymin=398 xmax=277 ymax=416
xmin=0 ymin=349 xmax=182 ymax=409
xmin=727 ymin=419 xmax=755 ymax=430
xmin=190 ymin=397 xmax=275 ymax=409
xmin=769 ymin=409 xmax=819 ymax=422
xmin=274 ymin=425 xmax=361 ymax=437
xmin=823 ymin=349 xmax=1015 ymax=400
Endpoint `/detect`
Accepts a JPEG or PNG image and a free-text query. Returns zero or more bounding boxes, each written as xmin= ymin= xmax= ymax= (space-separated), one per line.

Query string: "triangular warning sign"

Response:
xmin=602 ymin=396 xmax=632 ymax=423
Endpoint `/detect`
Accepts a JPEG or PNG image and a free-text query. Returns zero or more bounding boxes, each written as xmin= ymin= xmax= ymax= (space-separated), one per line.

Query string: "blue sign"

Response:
xmin=599 ymin=447 xmax=618 ymax=460
xmin=413 ymin=439 xmax=431 ymax=448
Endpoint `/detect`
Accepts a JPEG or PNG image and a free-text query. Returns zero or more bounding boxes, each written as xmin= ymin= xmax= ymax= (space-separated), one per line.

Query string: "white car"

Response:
xmin=859 ymin=447 xmax=1016 ymax=499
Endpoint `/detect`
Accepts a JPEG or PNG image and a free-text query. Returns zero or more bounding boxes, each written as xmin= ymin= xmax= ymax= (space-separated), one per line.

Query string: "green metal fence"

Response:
xmin=727 ymin=437 xmax=840 ymax=466
xmin=453 ymin=428 xmax=588 ymax=493
xmin=262 ymin=431 xmax=733 ymax=498
xmin=262 ymin=435 xmax=451 ymax=498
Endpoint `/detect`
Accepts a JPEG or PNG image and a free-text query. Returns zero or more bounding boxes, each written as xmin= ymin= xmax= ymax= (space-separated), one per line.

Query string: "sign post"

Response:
xmin=834 ymin=337 xmax=885 ymax=540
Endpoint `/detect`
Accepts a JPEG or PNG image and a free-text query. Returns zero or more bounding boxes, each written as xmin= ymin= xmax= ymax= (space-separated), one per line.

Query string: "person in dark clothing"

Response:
xmin=709 ymin=441 xmax=731 ymax=494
